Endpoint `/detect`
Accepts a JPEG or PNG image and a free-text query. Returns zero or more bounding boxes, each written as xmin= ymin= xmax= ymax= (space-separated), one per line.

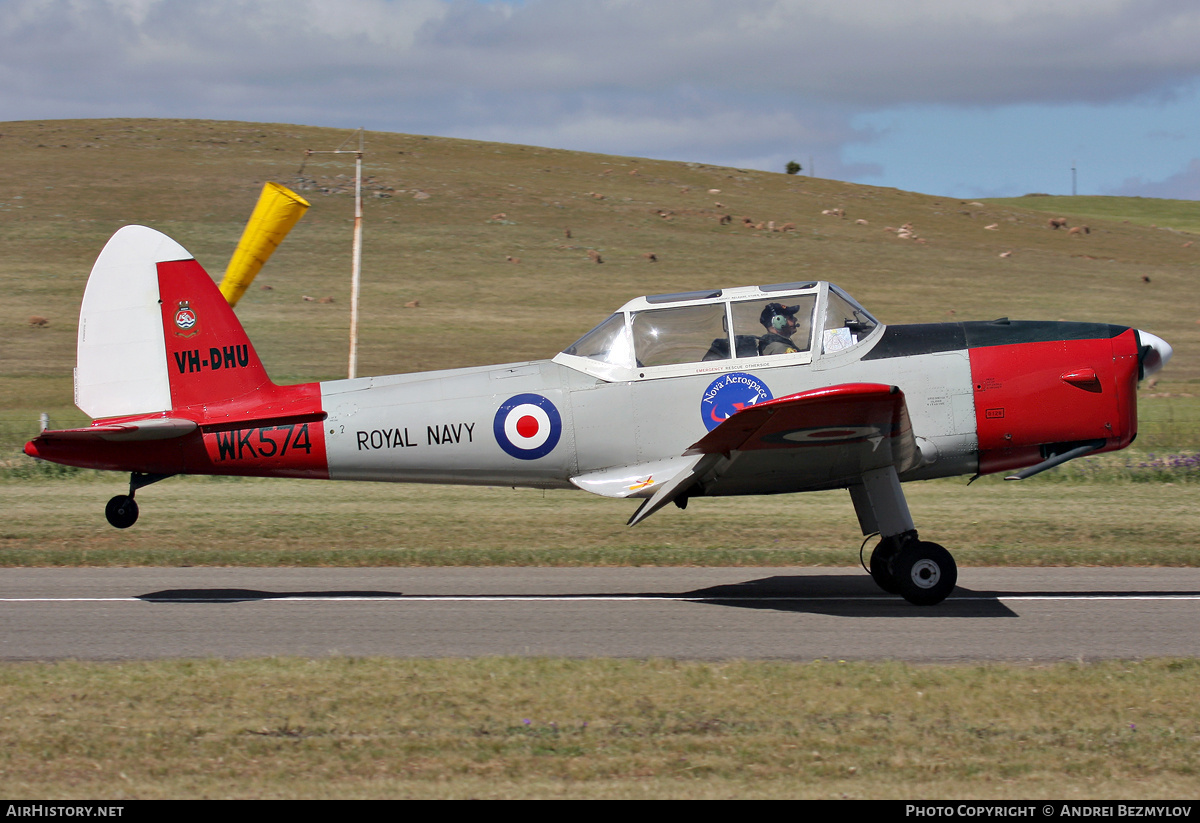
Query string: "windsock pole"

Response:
xmin=304 ymin=128 xmax=365 ymax=379
xmin=350 ymin=141 xmax=363 ymax=380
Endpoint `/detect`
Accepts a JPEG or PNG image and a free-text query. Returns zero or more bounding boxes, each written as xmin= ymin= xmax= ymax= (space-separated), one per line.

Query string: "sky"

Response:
xmin=2 ymin=0 xmax=1199 ymax=200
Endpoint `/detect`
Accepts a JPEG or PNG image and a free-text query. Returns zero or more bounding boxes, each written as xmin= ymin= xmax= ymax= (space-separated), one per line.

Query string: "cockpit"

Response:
xmin=553 ymin=281 xmax=881 ymax=382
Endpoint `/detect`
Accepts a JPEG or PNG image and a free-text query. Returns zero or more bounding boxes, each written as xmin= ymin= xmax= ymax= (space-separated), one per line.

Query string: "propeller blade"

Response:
xmin=1136 ymin=330 xmax=1173 ymax=380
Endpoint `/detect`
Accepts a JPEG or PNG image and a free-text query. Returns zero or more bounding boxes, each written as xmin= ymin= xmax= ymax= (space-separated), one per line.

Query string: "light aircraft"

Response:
xmin=25 ymin=225 xmax=1173 ymax=605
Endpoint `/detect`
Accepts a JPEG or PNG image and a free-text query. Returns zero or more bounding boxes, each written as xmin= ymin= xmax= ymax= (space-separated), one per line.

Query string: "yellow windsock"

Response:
xmin=219 ymin=182 xmax=310 ymax=307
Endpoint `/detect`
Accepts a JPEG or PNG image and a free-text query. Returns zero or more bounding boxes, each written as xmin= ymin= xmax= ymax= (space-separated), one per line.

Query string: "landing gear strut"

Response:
xmin=851 ymin=467 xmax=958 ymax=606
xmin=103 ymin=472 xmax=173 ymax=529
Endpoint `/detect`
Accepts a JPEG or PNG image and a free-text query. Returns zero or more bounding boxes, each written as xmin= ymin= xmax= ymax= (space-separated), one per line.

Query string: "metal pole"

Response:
xmin=304 ymin=129 xmax=365 ymax=380
xmin=349 ymin=139 xmax=363 ymax=379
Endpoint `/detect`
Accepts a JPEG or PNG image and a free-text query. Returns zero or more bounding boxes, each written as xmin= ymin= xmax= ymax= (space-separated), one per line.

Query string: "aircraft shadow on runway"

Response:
xmin=680 ymin=577 xmax=1200 ymax=617
xmin=680 ymin=576 xmax=1018 ymax=617
xmin=136 ymin=576 xmax=1020 ymax=617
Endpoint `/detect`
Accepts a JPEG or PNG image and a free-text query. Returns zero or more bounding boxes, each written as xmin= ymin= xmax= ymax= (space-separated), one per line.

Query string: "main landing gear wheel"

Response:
xmin=893 ymin=540 xmax=957 ymax=606
xmin=105 ymin=495 xmax=139 ymax=529
xmin=867 ymin=537 xmax=902 ymax=594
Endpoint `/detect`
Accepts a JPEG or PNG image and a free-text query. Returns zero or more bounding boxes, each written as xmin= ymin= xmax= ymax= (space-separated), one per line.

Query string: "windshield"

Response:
xmin=821 ymin=288 xmax=878 ymax=353
xmin=561 ymin=313 xmax=634 ymax=367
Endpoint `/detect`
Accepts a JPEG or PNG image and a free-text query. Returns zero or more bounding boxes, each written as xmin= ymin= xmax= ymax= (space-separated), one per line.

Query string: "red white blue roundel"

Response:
xmin=494 ymin=393 xmax=562 ymax=460
xmin=701 ymin=372 xmax=773 ymax=431
xmin=761 ymin=425 xmax=886 ymax=446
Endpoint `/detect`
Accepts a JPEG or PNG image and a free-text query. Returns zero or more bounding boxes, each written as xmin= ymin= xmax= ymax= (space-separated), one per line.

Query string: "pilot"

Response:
xmin=759 ymin=302 xmax=803 ymax=355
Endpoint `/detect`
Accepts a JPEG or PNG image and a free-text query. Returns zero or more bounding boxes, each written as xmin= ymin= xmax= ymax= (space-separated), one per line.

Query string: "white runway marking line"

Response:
xmin=2 ymin=594 xmax=1200 ymax=603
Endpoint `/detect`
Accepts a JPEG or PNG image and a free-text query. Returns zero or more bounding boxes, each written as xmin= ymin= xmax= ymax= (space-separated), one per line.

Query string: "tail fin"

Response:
xmin=76 ymin=225 xmax=275 ymax=420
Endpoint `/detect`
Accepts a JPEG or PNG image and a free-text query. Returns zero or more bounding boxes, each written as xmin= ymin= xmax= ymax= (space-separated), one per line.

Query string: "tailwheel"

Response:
xmin=103 ymin=472 xmax=173 ymax=528
xmin=105 ymin=495 xmax=139 ymax=529
xmin=893 ymin=540 xmax=957 ymax=606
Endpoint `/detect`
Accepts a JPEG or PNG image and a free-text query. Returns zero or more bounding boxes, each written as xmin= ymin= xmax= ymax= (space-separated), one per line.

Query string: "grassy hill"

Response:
xmin=990 ymin=194 xmax=1200 ymax=235
xmin=2 ymin=118 xmax=1196 ymax=438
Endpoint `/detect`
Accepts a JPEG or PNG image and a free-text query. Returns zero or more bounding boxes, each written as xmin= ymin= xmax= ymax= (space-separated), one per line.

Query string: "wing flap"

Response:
xmin=626 ymin=453 xmax=724 ymax=526
xmin=570 ymin=455 xmax=703 ymax=499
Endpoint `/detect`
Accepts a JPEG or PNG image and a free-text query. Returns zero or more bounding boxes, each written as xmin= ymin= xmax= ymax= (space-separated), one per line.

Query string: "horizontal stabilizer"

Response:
xmin=31 ymin=409 xmax=326 ymax=447
xmin=32 ymin=418 xmax=198 ymax=443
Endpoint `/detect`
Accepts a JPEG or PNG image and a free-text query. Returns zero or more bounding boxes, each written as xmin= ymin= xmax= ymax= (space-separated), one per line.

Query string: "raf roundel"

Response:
xmin=761 ymin=425 xmax=888 ymax=446
xmin=494 ymin=393 xmax=562 ymax=460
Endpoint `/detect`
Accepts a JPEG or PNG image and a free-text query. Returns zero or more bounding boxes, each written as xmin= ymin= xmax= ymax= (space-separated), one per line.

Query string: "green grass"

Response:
xmin=1 ymin=657 xmax=1197 ymax=799
xmin=990 ymin=195 xmax=1200 ymax=235
xmin=1 ymin=466 xmax=1196 ymax=568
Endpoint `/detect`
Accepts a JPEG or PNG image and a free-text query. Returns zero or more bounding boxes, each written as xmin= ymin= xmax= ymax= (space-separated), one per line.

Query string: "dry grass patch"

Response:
xmin=1 ymin=657 xmax=1198 ymax=799
xmin=0 ymin=472 xmax=1197 ymax=568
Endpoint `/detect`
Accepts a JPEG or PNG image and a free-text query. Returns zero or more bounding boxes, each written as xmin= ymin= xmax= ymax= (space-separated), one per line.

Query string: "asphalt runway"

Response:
xmin=2 ymin=566 xmax=1199 ymax=662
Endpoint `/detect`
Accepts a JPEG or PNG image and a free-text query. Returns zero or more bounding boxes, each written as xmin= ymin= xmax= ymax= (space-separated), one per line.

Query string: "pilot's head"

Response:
xmin=760 ymin=303 xmax=800 ymax=337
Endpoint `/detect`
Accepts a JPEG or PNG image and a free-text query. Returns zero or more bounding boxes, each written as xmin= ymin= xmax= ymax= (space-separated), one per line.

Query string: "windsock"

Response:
xmin=219 ymin=182 xmax=310 ymax=307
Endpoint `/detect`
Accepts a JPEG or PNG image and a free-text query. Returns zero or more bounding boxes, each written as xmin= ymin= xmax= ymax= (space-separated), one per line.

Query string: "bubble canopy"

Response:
xmin=554 ymin=281 xmax=880 ymax=382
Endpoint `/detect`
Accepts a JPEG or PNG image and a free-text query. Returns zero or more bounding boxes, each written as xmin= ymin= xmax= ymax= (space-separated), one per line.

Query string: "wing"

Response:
xmin=627 ymin=383 xmax=922 ymax=525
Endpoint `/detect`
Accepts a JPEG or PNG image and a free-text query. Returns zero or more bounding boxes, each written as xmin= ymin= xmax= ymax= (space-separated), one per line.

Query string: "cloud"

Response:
xmin=7 ymin=1 xmax=1200 ymax=107
xmin=393 ymin=1 xmax=1200 ymax=106
xmin=1108 ymin=158 xmax=1200 ymax=200
xmin=1 ymin=1 xmax=1198 ymax=196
